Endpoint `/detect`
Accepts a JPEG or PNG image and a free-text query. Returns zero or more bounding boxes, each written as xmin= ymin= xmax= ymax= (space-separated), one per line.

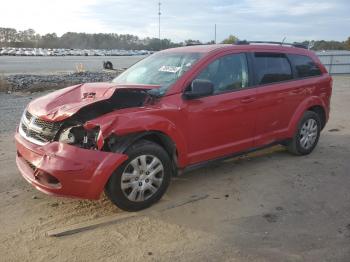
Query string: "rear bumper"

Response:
xmin=15 ymin=132 xmax=128 ymax=200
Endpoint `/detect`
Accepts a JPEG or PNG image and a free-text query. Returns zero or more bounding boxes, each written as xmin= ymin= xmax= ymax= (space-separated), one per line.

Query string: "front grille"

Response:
xmin=25 ymin=110 xmax=32 ymax=121
xmin=34 ymin=117 xmax=60 ymax=131
xmin=19 ymin=110 xmax=61 ymax=145
xmin=21 ymin=123 xmax=28 ymax=133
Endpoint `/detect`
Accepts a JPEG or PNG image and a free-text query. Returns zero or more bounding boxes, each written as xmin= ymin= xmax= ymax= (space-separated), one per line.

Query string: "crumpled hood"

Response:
xmin=27 ymin=82 xmax=160 ymax=121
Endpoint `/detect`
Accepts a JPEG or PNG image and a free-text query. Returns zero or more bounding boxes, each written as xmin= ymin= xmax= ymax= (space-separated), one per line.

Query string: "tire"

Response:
xmin=103 ymin=61 xmax=113 ymax=70
xmin=105 ymin=140 xmax=172 ymax=211
xmin=287 ymin=111 xmax=321 ymax=155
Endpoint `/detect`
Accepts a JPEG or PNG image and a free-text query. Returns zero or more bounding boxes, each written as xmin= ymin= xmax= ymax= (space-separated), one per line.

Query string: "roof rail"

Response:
xmin=235 ymin=40 xmax=308 ymax=49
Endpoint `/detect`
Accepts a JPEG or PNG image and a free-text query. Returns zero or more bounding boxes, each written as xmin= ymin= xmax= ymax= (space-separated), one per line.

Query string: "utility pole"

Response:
xmin=158 ymin=1 xmax=161 ymax=50
xmin=214 ymin=24 xmax=217 ymax=44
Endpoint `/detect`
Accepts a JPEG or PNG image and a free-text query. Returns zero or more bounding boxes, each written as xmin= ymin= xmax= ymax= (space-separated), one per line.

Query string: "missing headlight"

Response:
xmin=58 ymin=125 xmax=99 ymax=149
xmin=59 ymin=126 xmax=84 ymax=144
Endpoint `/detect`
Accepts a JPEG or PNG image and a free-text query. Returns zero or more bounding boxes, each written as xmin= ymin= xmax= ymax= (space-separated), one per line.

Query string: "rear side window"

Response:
xmin=288 ymin=54 xmax=322 ymax=78
xmin=254 ymin=53 xmax=293 ymax=85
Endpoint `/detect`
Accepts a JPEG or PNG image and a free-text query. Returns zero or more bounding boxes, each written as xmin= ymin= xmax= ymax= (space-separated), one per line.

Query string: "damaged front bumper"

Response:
xmin=15 ymin=132 xmax=128 ymax=200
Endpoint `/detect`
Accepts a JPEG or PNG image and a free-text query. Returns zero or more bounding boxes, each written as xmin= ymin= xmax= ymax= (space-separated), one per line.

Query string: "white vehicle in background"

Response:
xmin=94 ymin=50 xmax=105 ymax=56
xmin=8 ymin=49 xmax=16 ymax=56
xmin=24 ymin=49 xmax=35 ymax=56
xmin=0 ymin=48 xmax=9 ymax=55
xmin=15 ymin=49 xmax=25 ymax=56
xmin=54 ymin=49 xmax=66 ymax=56
xmin=36 ymin=49 xmax=45 ymax=56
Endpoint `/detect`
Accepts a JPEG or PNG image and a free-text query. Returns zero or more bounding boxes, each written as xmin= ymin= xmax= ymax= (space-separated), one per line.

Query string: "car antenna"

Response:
xmin=281 ymin=37 xmax=286 ymax=46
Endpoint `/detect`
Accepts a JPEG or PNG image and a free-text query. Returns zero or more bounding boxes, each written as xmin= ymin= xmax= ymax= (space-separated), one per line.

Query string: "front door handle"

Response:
xmin=240 ymin=97 xmax=256 ymax=103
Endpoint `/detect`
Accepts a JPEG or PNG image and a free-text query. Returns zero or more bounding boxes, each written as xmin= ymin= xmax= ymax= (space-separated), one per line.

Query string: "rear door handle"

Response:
xmin=240 ymin=97 xmax=256 ymax=103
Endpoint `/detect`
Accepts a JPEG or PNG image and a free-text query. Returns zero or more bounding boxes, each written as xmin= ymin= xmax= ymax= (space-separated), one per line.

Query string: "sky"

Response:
xmin=0 ymin=0 xmax=349 ymax=43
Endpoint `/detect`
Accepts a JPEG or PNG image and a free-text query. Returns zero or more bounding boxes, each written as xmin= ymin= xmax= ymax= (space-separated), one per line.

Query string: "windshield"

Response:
xmin=112 ymin=51 xmax=203 ymax=96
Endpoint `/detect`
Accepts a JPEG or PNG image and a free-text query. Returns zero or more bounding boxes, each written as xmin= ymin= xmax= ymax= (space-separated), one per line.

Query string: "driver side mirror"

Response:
xmin=183 ymin=79 xmax=214 ymax=99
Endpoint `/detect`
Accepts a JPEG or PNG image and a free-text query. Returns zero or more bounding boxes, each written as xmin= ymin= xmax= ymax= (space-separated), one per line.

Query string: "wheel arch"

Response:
xmin=110 ymin=131 xmax=180 ymax=175
xmin=287 ymin=96 xmax=328 ymax=137
xmin=307 ymin=105 xmax=326 ymax=129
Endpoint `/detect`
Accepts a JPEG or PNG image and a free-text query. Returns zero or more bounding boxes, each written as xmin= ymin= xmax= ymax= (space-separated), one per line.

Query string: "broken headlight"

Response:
xmin=58 ymin=125 xmax=100 ymax=149
xmin=59 ymin=127 xmax=75 ymax=144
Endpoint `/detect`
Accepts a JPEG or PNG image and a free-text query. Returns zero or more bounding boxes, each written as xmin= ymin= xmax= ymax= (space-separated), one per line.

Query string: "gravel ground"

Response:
xmin=0 ymin=76 xmax=350 ymax=262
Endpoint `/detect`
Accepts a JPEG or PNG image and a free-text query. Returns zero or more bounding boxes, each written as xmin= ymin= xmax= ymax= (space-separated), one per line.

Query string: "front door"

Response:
xmin=182 ymin=52 xmax=257 ymax=164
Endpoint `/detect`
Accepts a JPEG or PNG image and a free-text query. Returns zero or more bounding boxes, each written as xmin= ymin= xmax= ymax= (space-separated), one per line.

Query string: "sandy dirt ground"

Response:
xmin=0 ymin=76 xmax=350 ymax=262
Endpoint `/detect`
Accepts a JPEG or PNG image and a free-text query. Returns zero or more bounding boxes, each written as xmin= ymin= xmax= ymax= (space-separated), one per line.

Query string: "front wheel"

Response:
xmin=105 ymin=140 xmax=172 ymax=211
xmin=287 ymin=111 xmax=321 ymax=155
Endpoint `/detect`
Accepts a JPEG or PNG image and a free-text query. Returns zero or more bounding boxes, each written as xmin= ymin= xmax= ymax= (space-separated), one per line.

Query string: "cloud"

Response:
xmin=0 ymin=0 xmax=109 ymax=35
xmin=240 ymin=0 xmax=335 ymax=16
xmin=0 ymin=0 xmax=349 ymax=42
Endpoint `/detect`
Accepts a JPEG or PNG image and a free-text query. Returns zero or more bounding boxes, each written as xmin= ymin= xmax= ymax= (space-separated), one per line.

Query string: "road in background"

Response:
xmin=0 ymin=55 xmax=146 ymax=75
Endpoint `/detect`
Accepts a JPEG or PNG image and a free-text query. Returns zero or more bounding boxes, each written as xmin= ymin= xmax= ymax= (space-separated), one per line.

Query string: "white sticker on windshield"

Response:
xmin=158 ymin=65 xmax=181 ymax=73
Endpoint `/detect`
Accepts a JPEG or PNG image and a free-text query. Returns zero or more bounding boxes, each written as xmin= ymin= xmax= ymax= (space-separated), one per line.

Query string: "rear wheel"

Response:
xmin=105 ymin=140 xmax=172 ymax=211
xmin=287 ymin=111 xmax=321 ymax=155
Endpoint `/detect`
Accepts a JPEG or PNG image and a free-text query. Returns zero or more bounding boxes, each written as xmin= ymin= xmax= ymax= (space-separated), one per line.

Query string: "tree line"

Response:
xmin=220 ymin=35 xmax=350 ymax=50
xmin=0 ymin=28 xmax=349 ymax=51
xmin=0 ymin=28 xmax=180 ymax=50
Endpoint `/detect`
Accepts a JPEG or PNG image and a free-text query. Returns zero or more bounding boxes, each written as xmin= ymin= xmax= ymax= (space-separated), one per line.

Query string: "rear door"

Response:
xmin=182 ymin=52 xmax=257 ymax=164
xmin=252 ymin=52 xmax=306 ymax=146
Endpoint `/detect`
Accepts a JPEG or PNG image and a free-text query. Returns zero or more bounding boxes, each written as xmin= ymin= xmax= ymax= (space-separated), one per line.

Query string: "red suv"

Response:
xmin=15 ymin=42 xmax=332 ymax=211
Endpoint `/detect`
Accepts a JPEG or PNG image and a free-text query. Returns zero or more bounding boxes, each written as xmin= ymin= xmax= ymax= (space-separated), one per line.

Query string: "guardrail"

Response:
xmin=317 ymin=53 xmax=350 ymax=74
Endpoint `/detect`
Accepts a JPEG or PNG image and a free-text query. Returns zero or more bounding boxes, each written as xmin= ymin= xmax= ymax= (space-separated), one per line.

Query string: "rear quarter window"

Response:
xmin=288 ymin=54 xmax=322 ymax=78
xmin=254 ymin=53 xmax=293 ymax=85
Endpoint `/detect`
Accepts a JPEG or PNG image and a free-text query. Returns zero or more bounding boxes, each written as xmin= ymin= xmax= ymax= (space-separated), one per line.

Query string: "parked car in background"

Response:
xmin=15 ymin=42 xmax=332 ymax=211
xmin=0 ymin=47 xmax=152 ymax=56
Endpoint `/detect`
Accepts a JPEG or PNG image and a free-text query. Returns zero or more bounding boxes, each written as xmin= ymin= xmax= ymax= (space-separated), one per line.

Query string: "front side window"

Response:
xmin=112 ymin=52 xmax=203 ymax=96
xmin=254 ymin=53 xmax=293 ymax=85
xmin=288 ymin=54 xmax=322 ymax=78
xmin=194 ymin=53 xmax=249 ymax=94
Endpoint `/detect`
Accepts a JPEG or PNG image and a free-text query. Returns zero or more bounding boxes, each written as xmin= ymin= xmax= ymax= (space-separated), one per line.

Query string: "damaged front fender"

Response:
xmin=83 ymin=105 xmax=189 ymax=167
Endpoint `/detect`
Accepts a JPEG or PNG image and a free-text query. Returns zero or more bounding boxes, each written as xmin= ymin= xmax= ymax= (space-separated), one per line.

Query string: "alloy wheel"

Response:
xmin=299 ymin=119 xmax=318 ymax=150
xmin=120 ymin=155 xmax=164 ymax=202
